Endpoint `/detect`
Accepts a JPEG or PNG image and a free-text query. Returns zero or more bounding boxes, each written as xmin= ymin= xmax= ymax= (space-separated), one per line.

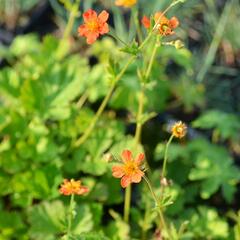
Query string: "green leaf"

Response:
xmin=10 ymin=34 xmax=40 ymax=56
xmin=28 ymin=201 xmax=65 ymax=239
xmin=105 ymin=210 xmax=130 ymax=240
xmin=70 ymin=232 xmax=110 ymax=240
xmin=192 ymin=110 xmax=240 ymax=141
xmin=0 ymin=211 xmax=26 ymax=239
xmin=120 ymin=40 xmax=140 ymax=56
xmin=188 ymin=138 xmax=240 ymax=202
xmin=187 ymin=207 xmax=229 ymax=238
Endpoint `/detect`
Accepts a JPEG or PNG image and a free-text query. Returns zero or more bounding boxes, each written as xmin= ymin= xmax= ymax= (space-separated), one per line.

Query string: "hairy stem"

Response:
xmin=161 ymin=134 xmax=174 ymax=179
xmin=124 ymin=184 xmax=132 ymax=223
xmin=57 ymin=0 xmax=80 ymax=58
xmin=74 ymin=56 xmax=136 ymax=147
xmin=134 ymin=89 xmax=145 ymax=144
xmin=143 ymin=175 xmax=170 ymax=238
xmin=67 ymin=194 xmax=75 ymax=239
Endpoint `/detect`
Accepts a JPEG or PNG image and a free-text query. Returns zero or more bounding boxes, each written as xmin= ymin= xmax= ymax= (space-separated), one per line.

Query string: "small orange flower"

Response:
xmin=59 ymin=179 xmax=89 ymax=196
xmin=142 ymin=12 xmax=179 ymax=36
xmin=112 ymin=149 xmax=145 ymax=188
xmin=171 ymin=121 xmax=187 ymax=138
xmin=115 ymin=0 xmax=137 ymax=8
xmin=141 ymin=15 xmax=151 ymax=29
xmin=78 ymin=9 xmax=109 ymax=44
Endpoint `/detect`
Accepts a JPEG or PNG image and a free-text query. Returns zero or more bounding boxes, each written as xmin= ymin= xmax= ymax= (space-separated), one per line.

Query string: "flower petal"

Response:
xmin=99 ymin=23 xmax=109 ymax=35
xmin=112 ymin=165 xmax=125 ymax=178
xmin=83 ymin=9 xmax=97 ymax=22
xmin=121 ymin=175 xmax=131 ymax=188
xmin=154 ymin=12 xmax=167 ymax=23
xmin=169 ymin=16 xmax=179 ymax=29
xmin=135 ymin=153 xmax=144 ymax=165
xmin=141 ymin=16 xmax=150 ymax=29
xmin=131 ymin=170 xmax=144 ymax=183
xmin=98 ymin=10 xmax=109 ymax=22
xmin=78 ymin=25 xmax=88 ymax=36
xmin=122 ymin=149 xmax=133 ymax=163
xmin=86 ymin=32 xmax=99 ymax=44
xmin=77 ymin=186 xmax=89 ymax=195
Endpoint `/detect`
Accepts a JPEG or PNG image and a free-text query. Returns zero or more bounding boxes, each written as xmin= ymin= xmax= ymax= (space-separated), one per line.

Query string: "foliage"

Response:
xmin=0 ymin=0 xmax=239 ymax=239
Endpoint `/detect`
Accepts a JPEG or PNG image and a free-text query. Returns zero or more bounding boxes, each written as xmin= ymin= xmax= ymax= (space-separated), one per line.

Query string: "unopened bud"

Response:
xmin=104 ymin=153 xmax=113 ymax=162
xmin=160 ymin=177 xmax=168 ymax=187
xmin=174 ymin=40 xmax=184 ymax=49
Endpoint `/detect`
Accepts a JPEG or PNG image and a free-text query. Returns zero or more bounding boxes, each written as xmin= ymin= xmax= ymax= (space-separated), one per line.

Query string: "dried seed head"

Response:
xmin=171 ymin=121 xmax=187 ymax=138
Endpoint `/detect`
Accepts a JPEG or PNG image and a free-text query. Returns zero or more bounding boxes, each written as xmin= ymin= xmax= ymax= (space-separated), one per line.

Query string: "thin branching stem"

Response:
xmin=74 ymin=56 xmax=136 ymax=147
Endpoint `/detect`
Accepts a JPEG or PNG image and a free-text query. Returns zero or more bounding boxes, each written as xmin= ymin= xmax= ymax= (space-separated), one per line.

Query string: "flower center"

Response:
xmin=176 ymin=127 xmax=182 ymax=133
xmin=87 ymin=21 xmax=98 ymax=31
xmin=161 ymin=23 xmax=170 ymax=32
xmin=124 ymin=161 xmax=138 ymax=175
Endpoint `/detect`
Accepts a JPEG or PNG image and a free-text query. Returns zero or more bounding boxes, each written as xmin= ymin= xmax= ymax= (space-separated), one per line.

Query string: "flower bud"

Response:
xmin=174 ymin=40 xmax=184 ymax=49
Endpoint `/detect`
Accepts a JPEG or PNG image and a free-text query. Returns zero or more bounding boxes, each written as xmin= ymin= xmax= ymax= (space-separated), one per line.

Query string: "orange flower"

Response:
xmin=141 ymin=15 xmax=151 ymax=29
xmin=78 ymin=9 xmax=109 ymax=44
xmin=115 ymin=0 xmax=137 ymax=8
xmin=171 ymin=121 xmax=187 ymax=138
xmin=59 ymin=179 xmax=89 ymax=196
xmin=112 ymin=150 xmax=145 ymax=188
xmin=142 ymin=12 xmax=179 ymax=36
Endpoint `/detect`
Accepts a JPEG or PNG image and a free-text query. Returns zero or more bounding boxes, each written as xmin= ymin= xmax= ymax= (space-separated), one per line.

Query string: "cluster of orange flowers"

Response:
xmin=61 ymin=1 xmax=185 ymax=195
xmin=60 ymin=121 xmax=187 ymax=196
xmin=142 ymin=12 xmax=179 ymax=36
xmin=78 ymin=4 xmax=179 ymax=44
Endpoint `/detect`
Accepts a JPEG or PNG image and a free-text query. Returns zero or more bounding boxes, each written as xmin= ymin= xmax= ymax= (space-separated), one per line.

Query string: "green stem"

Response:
xmin=134 ymin=89 xmax=145 ymax=144
xmin=124 ymin=184 xmax=131 ymax=223
xmin=57 ymin=0 xmax=80 ymax=59
xmin=145 ymin=36 xmax=160 ymax=80
xmin=63 ymin=8 xmax=76 ymax=40
xmin=161 ymin=134 xmax=174 ymax=179
xmin=108 ymin=32 xmax=128 ymax=46
xmin=141 ymin=199 xmax=151 ymax=240
xmin=143 ymin=175 xmax=170 ymax=238
xmin=74 ymin=56 xmax=136 ymax=147
xmin=76 ymin=91 xmax=89 ymax=109
xmin=67 ymin=194 xmax=75 ymax=239
xmin=132 ymin=6 xmax=143 ymax=43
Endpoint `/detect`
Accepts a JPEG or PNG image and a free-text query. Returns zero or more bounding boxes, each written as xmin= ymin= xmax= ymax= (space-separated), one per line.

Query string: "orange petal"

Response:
xmin=112 ymin=165 xmax=125 ymax=178
xmin=141 ymin=16 xmax=150 ymax=29
xmin=135 ymin=153 xmax=144 ymax=165
xmin=169 ymin=16 xmax=179 ymax=29
xmin=83 ymin=9 xmax=97 ymax=22
xmin=86 ymin=32 xmax=99 ymax=44
xmin=154 ymin=12 xmax=167 ymax=23
xmin=121 ymin=175 xmax=131 ymax=188
xmin=131 ymin=170 xmax=144 ymax=183
xmin=78 ymin=25 xmax=88 ymax=36
xmin=98 ymin=10 xmax=109 ymax=22
xmin=59 ymin=187 xmax=71 ymax=195
xmin=77 ymin=186 xmax=89 ymax=195
xmin=99 ymin=23 xmax=109 ymax=35
xmin=122 ymin=149 xmax=133 ymax=163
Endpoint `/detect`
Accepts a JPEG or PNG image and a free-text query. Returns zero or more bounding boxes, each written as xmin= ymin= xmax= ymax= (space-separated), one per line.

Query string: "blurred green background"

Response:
xmin=0 ymin=0 xmax=239 ymax=239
